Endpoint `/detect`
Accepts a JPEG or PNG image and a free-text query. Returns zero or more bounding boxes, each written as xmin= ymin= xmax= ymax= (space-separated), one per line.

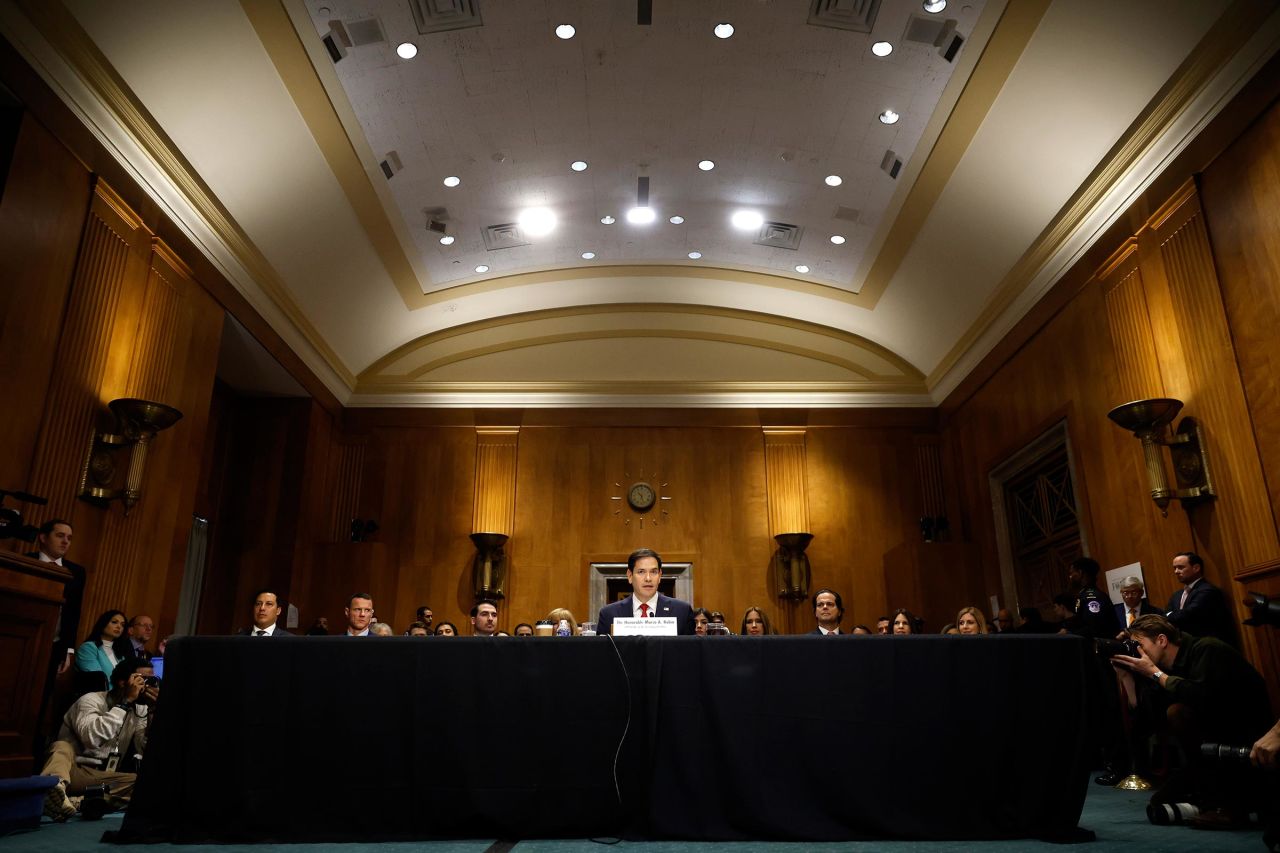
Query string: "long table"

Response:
xmin=110 ymin=634 xmax=1093 ymax=843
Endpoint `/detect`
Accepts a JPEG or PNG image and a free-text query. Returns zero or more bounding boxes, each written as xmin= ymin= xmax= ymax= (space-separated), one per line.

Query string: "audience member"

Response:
xmin=125 ymin=615 xmax=154 ymax=659
xmin=344 ymin=594 xmax=375 ymax=636
xmin=994 ymin=608 xmax=1014 ymax=633
xmin=75 ymin=611 xmax=131 ymax=693
xmin=513 ymin=623 xmax=534 ymax=637
xmin=1015 ymin=606 xmax=1051 ymax=633
xmin=811 ymin=589 xmax=845 ymax=635
xmin=40 ymin=656 xmax=157 ymax=820
xmin=741 ymin=606 xmax=772 ymax=636
xmin=235 ymin=589 xmax=291 ymax=636
xmin=1165 ymin=552 xmax=1235 ymax=644
xmin=956 ymin=606 xmax=988 ymax=635
xmin=940 ymin=623 xmax=959 ymax=635
xmin=547 ymin=607 xmax=579 ymax=635
xmin=709 ymin=611 xmax=726 ymax=626
xmin=434 ymin=622 xmax=458 ymax=637
xmin=890 ymin=608 xmax=917 ymax=635
xmin=414 ymin=605 xmax=434 ymax=633
xmin=596 ymin=548 xmax=695 ymax=635
xmin=27 ymin=519 xmax=85 ymax=679
xmin=471 ymin=600 xmax=499 ymax=636
xmin=1115 ymin=575 xmax=1159 ymax=632
xmin=370 ymin=622 xmax=394 ymax=636
xmin=692 ymin=607 xmax=711 ymax=636
xmin=1051 ymin=594 xmax=1075 ymax=630
xmin=407 ymin=621 xmax=430 ymax=637
xmin=1065 ymin=557 xmax=1119 ymax=639
xmin=305 ymin=616 xmax=329 ymax=635
xmin=850 ymin=624 xmax=872 ymax=635
xmin=875 ymin=616 xmax=891 ymax=635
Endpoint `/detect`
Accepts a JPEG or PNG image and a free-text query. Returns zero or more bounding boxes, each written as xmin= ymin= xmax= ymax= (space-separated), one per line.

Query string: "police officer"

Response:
xmin=1065 ymin=556 xmax=1126 ymax=785
xmin=1067 ymin=557 xmax=1120 ymax=639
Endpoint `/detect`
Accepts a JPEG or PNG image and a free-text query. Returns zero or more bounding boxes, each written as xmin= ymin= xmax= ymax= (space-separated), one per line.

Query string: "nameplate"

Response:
xmin=612 ymin=617 xmax=678 ymax=636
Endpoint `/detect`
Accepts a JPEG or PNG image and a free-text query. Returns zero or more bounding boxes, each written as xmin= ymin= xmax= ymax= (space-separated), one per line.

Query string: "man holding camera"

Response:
xmin=40 ymin=657 xmax=158 ymax=820
xmin=1112 ymin=614 xmax=1271 ymax=827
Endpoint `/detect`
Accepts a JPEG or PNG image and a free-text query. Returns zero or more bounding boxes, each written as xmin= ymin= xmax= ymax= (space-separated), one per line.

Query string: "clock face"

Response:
xmin=627 ymin=482 xmax=656 ymax=512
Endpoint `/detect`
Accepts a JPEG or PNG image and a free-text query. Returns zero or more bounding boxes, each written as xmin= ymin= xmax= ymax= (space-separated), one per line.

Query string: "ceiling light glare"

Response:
xmin=669 ymin=215 xmax=685 ymax=225
xmin=570 ymin=160 xmax=588 ymax=172
xmin=871 ymin=41 xmax=893 ymax=57
xmin=688 ymin=252 xmax=702 ymax=260
xmin=555 ymin=24 xmax=576 ymax=40
xmin=518 ymin=207 xmax=558 ymax=237
xmin=714 ymin=23 xmax=734 ymax=39
xmin=698 ymin=159 xmax=715 ymax=171
xmin=879 ymin=109 xmax=900 ymax=125
xmin=923 ymin=0 xmax=947 ymax=13
xmin=830 ymin=235 xmax=846 ymax=245
xmin=600 ymin=215 xmax=616 ymax=225
xmin=581 ymin=251 xmax=596 ymax=260
xmin=626 ymin=206 xmax=657 ymax=225
xmin=475 ymin=265 xmax=489 ymax=273
xmin=396 ymin=42 xmax=418 ymax=59
xmin=795 ymin=264 xmax=810 ymax=274
xmin=443 ymin=175 xmax=461 ymax=187
xmin=730 ymin=210 xmax=764 ymax=230
xmin=824 ymin=175 xmax=843 ymax=187
xmin=439 ymin=235 xmax=455 ymax=245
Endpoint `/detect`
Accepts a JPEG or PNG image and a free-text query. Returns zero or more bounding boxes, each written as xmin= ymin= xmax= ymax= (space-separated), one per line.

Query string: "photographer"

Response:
xmin=40 ymin=656 xmax=158 ymax=820
xmin=1111 ymin=614 xmax=1271 ymax=827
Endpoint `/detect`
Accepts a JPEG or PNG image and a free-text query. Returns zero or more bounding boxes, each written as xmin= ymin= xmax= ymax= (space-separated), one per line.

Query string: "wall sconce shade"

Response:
xmin=771 ymin=532 xmax=813 ymax=600
xmin=470 ymin=531 xmax=508 ymax=600
xmin=1106 ymin=397 xmax=1214 ymax=516
xmin=79 ymin=398 xmax=183 ymax=514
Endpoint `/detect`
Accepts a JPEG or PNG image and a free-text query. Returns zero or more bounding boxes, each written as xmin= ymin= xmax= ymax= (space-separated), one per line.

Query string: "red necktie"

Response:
xmin=640 ymin=603 xmax=649 ymax=618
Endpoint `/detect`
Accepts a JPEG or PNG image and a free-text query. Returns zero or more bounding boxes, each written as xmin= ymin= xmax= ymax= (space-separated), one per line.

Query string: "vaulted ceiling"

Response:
xmin=3 ymin=0 xmax=1275 ymax=407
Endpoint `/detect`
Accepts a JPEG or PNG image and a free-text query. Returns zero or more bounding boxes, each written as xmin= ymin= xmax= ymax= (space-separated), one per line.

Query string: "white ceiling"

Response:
xmin=4 ymin=0 xmax=1274 ymax=407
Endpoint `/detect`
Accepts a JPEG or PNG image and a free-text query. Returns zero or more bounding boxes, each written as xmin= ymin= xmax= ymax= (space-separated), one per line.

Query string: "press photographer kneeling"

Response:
xmin=41 ymin=655 xmax=158 ymax=820
xmin=1110 ymin=614 xmax=1272 ymax=829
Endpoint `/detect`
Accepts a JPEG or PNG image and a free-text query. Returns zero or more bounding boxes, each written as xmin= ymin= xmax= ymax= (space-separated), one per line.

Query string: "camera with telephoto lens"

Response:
xmin=1201 ymin=742 xmax=1253 ymax=764
xmin=80 ymin=783 xmax=113 ymax=820
xmin=1094 ymin=637 xmax=1140 ymax=658
xmin=1147 ymin=802 xmax=1201 ymax=825
xmin=0 ymin=489 xmax=47 ymax=543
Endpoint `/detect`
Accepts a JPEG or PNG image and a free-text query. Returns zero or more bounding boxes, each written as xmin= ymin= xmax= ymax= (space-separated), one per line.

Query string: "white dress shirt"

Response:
xmin=631 ymin=595 xmax=658 ymax=618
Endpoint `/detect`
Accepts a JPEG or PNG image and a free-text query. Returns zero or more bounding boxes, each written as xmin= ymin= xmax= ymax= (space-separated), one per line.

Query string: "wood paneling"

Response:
xmin=763 ymin=429 xmax=809 ymax=535
xmin=1100 ymin=241 xmax=1165 ymax=403
xmin=472 ymin=428 xmax=519 ymax=536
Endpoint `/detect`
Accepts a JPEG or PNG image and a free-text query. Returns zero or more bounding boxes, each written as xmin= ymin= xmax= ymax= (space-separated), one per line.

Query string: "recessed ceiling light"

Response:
xmin=698 ymin=160 xmax=715 ymax=171
xmin=714 ymin=23 xmax=734 ymax=39
xmin=871 ymin=41 xmax=893 ymax=57
xmin=600 ymin=215 xmax=616 ymax=225
xmin=730 ymin=210 xmax=764 ymax=230
xmin=570 ymin=160 xmax=588 ymax=172
xmin=688 ymin=251 xmax=702 ymax=259
xmin=581 ymin=251 xmax=596 ymax=260
xmin=439 ymin=235 xmax=455 ymax=245
xmin=396 ymin=42 xmax=418 ymax=59
xmin=475 ymin=265 xmax=489 ymax=273
xmin=518 ymin=207 xmax=557 ymax=237
xmin=795 ymin=264 xmax=810 ymax=274
xmin=923 ymin=0 xmax=947 ymax=13
xmin=824 ymin=175 xmax=843 ymax=187
xmin=830 ymin=235 xmax=846 ymax=245
xmin=555 ymin=24 xmax=576 ymax=39
xmin=626 ymin=206 xmax=657 ymax=224
xmin=669 ymin=215 xmax=685 ymax=225
xmin=879 ymin=109 xmax=900 ymax=125
xmin=443 ymin=176 xmax=461 ymax=187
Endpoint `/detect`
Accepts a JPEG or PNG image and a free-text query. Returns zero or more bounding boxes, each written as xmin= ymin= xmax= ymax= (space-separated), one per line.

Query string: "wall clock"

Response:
xmin=610 ymin=470 xmax=672 ymax=528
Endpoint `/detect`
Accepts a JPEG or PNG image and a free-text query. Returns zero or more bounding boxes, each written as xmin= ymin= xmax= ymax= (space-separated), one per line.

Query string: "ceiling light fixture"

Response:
xmin=475 ymin=265 xmax=489 ymax=273
xmin=830 ymin=235 xmax=846 ymax=245
xmin=396 ymin=42 xmax=418 ymax=59
xmin=824 ymin=175 xmax=843 ymax=187
xmin=439 ymin=235 xmax=455 ymax=245
xmin=517 ymin=207 xmax=557 ymax=237
xmin=698 ymin=160 xmax=715 ymax=171
xmin=871 ymin=41 xmax=893 ymax=57
xmin=571 ymin=160 xmax=588 ymax=172
xmin=731 ymin=210 xmax=764 ymax=230
xmin=581 ymin=251 xmax=596 ymax=260
xmin=923 ymin=0 xmax=947 ymax=13
xmin=600 ymin=215 xmax=616 ymax=225
xmin=879 ymin=109 xmax=900 ymax=125
xmin=714 ymin=23 xmax=734 ymax=39
xmin=555 ymin=24 xmax=576 ymax=39
xmin=669 ymin=215 xmax=685 ymax=225
xmin=627 ymin=176 xmax=656 ymax=224
xmin=443 ymin=176 xmax=461 ymax=187
xmin=795 ymin=265 xmax=810 ymax=274
xmin=688 ymin=252 xmax=702 ymax=259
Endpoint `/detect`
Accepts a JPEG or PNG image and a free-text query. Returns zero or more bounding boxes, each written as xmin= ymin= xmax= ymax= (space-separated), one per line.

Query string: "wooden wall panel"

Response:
xmin=472 ymin=428 xmax=519 ymax=536
xmin=1100 ymin=242 xmax=1165 ymax=403
xmin=763 ymin=429 xmax=810 ymax=536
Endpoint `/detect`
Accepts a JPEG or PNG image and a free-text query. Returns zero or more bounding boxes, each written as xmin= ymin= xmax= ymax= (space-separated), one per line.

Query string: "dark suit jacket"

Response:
xmin=598 ymin=593 xmax=694 ymax=636
xmin=1114 ymin=599 xmax=1160 ymax=629
xmin=235 ymin=626 xmax=293 ymax=636
xmin=27 ymin=552 xmax=86 ymax=663
xmin=1166 ymin=579 xmax=1235 ymax=644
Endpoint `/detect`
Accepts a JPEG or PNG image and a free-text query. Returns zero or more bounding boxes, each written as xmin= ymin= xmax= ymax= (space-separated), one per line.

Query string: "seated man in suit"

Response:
xmin=235 ymin=589 xmax=292 ymax=636
xmin=1115 ymin=575 xmax=1160 ymax=633
xmin=344 ymin=593 xmax=375 ymax=636
xmin=1165 ymin=552 xmax=1235 ymax=644
xmin=597 ymin=548 xmax=694 ymax=635
xmin=811 ymin=589 xmax=846 ymax=635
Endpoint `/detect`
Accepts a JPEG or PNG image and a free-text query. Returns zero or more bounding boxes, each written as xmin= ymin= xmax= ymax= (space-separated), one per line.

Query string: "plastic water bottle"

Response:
xmin=556 ymin=619 xmax=571 ymax=637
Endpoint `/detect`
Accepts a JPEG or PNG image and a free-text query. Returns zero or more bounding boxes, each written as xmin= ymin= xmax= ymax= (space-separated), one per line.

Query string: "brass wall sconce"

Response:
xmin=79 ymin=398 xmax=183 ymax=514
xmin=1106 ymin=398 xmax=1214 ymax=516
xmin=770 ymin=532 xmax=813 ymax=600
xmin=470 ymin=532 xmax=508 ymax=600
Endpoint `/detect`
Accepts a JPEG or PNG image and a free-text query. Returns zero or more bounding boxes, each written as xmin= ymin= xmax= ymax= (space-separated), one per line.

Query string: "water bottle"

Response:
xmin=556 ymin=619 xmax=571 ymax=637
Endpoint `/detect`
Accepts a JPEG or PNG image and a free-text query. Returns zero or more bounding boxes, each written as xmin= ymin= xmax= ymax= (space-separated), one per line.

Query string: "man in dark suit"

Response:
xmin=28 ymin=519 xmax=86 ymax=678
xmin=810 ymin=588 xmax=845 ymax=635
xmin=1165 ymin=552 xmax=1235 ymax=644
xmin=234 ymin=589 xmax=292 ymax=636
xmin=1115 ymin=575 xmax=1160 ymax=633
xmin=597 ymin=548 xmax=694 ymax=635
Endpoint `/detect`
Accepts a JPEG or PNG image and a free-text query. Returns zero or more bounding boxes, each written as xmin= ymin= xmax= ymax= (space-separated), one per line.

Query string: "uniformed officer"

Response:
xmin=1066 ymin=557 xmax=1120 ymax=639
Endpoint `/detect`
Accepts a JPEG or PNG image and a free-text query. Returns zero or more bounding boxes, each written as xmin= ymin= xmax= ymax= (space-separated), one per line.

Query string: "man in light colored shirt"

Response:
xmin=1164 ymin=552 xmax=1235 ymax=644
xmin=471 ymin=600 xmax=499 ymax=636
xmin=595 ymin=548 xmax=694 ymax=635
xmin=40 ymin=656 xmax=157 ymax=820
xmin=1114 ymin=576 xmax=1158 ymax=633
xmin=811 ymin=589 xmax=845 ymax=635
xmin=345 ymin=593 xmax=374 ymax=636
xmin=235 ymin=589 xmax=292 ymax=636
xmin=27 ymin=518 xmax=85 ymax=676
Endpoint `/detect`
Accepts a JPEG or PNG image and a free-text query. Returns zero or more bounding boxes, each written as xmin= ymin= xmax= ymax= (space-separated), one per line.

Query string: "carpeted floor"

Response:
xmin=1 ymin=785 xmax=1267 ymax=852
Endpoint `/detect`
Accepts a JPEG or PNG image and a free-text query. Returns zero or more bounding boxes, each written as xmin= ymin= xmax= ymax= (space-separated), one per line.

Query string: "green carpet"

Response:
xmin=1 ymin=786 xmax=1266 ymax=851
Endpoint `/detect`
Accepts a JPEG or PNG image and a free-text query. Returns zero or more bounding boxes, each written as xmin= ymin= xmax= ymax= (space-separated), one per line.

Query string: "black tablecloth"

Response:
xmin=111 ymin=635 xmax=1092 ymax=843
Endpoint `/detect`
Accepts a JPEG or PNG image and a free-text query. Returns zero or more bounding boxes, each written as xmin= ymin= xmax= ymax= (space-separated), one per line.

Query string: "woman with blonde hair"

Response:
xmin=955 ymin=606 xmax=989 ymax=635
xmin=547 ymin=607 xmax=579 ymax=636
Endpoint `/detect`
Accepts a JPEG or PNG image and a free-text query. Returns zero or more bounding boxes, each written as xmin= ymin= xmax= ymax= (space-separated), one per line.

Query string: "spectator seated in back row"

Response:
xmin=74 ymin=610 xmax=132 ymax=695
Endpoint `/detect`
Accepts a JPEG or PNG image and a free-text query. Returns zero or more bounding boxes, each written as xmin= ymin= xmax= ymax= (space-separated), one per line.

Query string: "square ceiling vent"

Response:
xmin=808 ymin=0 xmax=881 ymax=33
xmin=482 ymin=223 xmax=529 ymax=251
xmin=755 ymin=221 xmax=804 ymax=250
xmin=411 ymin=0 xmax=483 ymax=35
